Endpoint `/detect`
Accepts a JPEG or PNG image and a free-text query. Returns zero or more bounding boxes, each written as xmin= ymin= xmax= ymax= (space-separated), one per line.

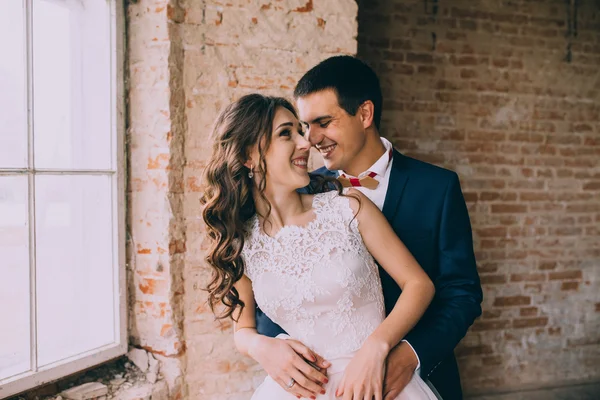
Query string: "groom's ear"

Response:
xmin=358 ymin=100 xmax=375 ymax=129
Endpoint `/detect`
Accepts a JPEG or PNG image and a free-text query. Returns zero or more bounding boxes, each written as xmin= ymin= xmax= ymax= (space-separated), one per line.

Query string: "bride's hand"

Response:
xmin=335 ymin=337 xmax=389 ymax=400
xmin=249 ymin=335 xmax=331 ymax=398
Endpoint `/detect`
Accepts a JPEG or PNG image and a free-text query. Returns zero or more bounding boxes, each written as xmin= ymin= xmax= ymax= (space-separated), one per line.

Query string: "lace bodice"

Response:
xmin=242 ymin=191 xmax=386 ymax=359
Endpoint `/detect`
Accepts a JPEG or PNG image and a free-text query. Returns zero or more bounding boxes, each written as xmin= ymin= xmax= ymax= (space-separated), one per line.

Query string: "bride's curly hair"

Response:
xmin=201 ymin=94 xmax=341 ymax=320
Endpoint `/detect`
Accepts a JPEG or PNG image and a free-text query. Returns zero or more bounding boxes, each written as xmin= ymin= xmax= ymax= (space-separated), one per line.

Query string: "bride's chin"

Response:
xmin=295 ymin=175 xmax=311 ymax=189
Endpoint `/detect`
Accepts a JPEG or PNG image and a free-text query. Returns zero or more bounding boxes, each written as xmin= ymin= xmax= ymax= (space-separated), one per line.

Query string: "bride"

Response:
xmin=201 ymin=94 xmax=439 ymax=400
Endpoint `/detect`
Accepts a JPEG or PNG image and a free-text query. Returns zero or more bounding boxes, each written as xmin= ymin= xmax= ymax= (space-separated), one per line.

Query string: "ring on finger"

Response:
xmin=286 ymin=378 xmax=296 ymax=389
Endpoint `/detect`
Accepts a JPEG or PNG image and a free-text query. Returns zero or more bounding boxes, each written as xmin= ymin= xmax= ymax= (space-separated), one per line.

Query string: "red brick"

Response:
xmin=520 ymin=168 xmax=534 ymax=177
xmin=584 ymin=136 xmax=600 ymax=146
xmin=476 ymin=227 xmax=507 ymax=237
xmin=569 ymin=123 xmax=594 ymax=132
xmin=393 ymin=64 xmax=414 ymax=75
xmin=482 ymin=355 xmax=503 ymax=366
xmin=492 ymin=58 xmax=510 ymax=68
xmin=451 ymin=8 xmax=488 ymax=19
xmin=567 ymin=337 xmax=600 ymax=347
xmin=557 ymin=193 xmax=594 ymax=202
xmin=566 ymin=203 xmax=600 ymax=213
xmin=455 ymin=55 xmax=478 ymax=66
xmin=511 ymin=273 xmax=546 ymax=282
xmin=480 ymin=192 xmax=518 ymax=201
xmin=481 ymin=274 xmax=507 ymax=285
xmin=536 ymin=169 xmax=554 ymax=178
xmin=511 ymin=60 xmax=524 ymax=69
xmin=456 ymin=344 xmax=494 ymax=357
xmin=460 ymin=69 xmax=477 ymax=79
xmin=467 ymin=131 xmax=506 ymax=141
xmin=550 ymin=227 xmax=582 ymax=236
xmin=549 ymin=270 xmax=583 ymax=280
xmin=491 ymin=204 xmax=528 ymax=213
xmin=564 ymin=152 xmax=600 ymax=166
xmin=508 ymin=180 xmax=545 ymax=190
xmin=463 ymin=192 xmax=478 ymax=203
xmin=509 ymin=132 xmax=544 ymax=143
xmin=482 ymin=309 xmax=503 ymax=319
xmin=383 ymin=51 xmax=405 ymax=62
xmin=493 ymin=295 xmax=531 ymax=307
xmin=583 ymin=181 xmax=600 ymax=190
xmin=391 ymin=39 xmax=412 ymax=50
xmin=368 ymin=38 xmax=390 ymax=49
xmin=407 ymin=52 xmax=433 ymax=64
xmin=472 ymin=320 xmax=511 ymax=331
xmin=417 ymin=65 xmax=437 ymax=75
xmin=519 ymin=307 xmax=539 ymax=317
xmin=508 ymin=227 xmax=546 ymax=237
xmin=513 ymin=317 xmax=549 ymax=329
xmin=478 ymin=262 xmax=498 ymax=273
xmin=560 ymin=281 xmax=580 ymax=291
xmin=446 ymin=31 xmax=467 ymax=41
xmin=459 ymin=19 xmax=477 ymax=31
xmin=556 ymin=169 xmax=574 ymax=178
xmin=519 ymin=192 xmax=555 ymax=201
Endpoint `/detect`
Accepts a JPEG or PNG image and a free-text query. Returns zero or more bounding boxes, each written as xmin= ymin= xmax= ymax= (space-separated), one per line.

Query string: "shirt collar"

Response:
xmin=339 ymin=137 xmax=394 ymax=178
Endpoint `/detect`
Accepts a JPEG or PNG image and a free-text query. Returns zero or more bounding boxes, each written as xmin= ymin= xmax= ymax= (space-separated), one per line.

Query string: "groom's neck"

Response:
xmin=342 ymin=130 xmax=386 ymax=177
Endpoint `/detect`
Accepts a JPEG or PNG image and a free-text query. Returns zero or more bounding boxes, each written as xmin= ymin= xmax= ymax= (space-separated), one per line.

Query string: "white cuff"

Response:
xmin=275 ymin=333 xmax=292 ymax=340
xmin=401 ymin=339 xmax=421 ymax=373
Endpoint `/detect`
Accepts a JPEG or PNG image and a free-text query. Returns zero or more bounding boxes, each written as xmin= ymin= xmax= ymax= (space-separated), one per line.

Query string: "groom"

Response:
xmin=254 ymin=56 xmax=483 ymax=400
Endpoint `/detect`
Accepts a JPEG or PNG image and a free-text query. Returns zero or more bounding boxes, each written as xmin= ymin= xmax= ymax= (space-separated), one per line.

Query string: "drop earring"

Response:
xmin=248 ymin=164 xmax=254 ymax=179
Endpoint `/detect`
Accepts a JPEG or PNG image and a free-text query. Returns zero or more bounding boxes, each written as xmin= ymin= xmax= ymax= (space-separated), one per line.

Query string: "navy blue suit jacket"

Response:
xmin=255 ymin=149 xmax=483 ymax=400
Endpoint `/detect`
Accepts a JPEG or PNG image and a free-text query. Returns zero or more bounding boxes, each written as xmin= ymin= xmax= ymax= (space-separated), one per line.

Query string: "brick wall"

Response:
xmin=127 ymin=0 xmax=187 ymax=397
xmin=129 ymin=1 xmax=358 ymax=399
xmin=357 ymin=0 xmax=600 ymax=395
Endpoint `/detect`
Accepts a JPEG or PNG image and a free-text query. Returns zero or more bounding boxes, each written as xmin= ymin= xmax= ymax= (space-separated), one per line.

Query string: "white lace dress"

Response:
xmin=243 ymin=191 xmax=440 ymax=399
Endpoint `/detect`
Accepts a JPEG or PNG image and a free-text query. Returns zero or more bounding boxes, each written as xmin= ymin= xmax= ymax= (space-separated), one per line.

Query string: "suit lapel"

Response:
xmin=382 ymin=150 xmax=409 ymax=222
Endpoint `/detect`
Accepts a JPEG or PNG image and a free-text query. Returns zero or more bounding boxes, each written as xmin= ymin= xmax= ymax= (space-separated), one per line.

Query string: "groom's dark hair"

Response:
xmin=294 ymin=55 xmax=383 ymax=129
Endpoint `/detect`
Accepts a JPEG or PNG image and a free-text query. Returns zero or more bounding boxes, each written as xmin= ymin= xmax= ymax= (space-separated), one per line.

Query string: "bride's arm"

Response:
xmin=335 ymin=190 xmax=435 ymax=399
xmin=231 ymin=275 xmax=260 ymax=355
xmin=232 ymin=276 xmax=330 ymax=398
xmin=349 ymin=190 xmax=435 ymax=352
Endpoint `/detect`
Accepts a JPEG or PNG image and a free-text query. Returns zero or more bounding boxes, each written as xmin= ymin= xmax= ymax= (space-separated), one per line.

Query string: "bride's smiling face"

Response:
xmin=249 ymin=107 xmax=311 ymax=192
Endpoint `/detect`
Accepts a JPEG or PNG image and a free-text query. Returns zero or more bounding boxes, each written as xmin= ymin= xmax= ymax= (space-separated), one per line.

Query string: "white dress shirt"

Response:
xmin=339 ymin=137 xmax=422 ymax=372
xmin=338 ymin=137 xmax=393 ymax=211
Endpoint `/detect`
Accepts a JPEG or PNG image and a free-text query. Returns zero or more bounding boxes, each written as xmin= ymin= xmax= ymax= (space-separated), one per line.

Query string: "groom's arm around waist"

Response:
xmin=404 ymin=172 xmax=483 ymax=377
xmin=255 ymin=307 xmax=286 ymax=337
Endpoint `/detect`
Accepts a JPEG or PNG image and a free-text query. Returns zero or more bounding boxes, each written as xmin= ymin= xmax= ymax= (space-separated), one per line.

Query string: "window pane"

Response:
xmin=0 ymin=176 xmax=31 ymax=379
xmin=0 ymin=1 xmax=28 ymax=169
xmin=36 ymin=175 xmax=115 ymax=367
xmin=33 ymin=0 xmax=112 ymax=170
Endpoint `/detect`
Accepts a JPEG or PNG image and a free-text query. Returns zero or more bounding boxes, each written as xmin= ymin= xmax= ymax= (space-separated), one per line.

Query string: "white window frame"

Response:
xmin=0 ymin=0 xmax=126 ymax=397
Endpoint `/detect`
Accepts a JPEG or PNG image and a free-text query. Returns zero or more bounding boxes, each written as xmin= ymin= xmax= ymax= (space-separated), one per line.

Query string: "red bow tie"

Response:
xmin=338 ymin=172 xmax=379 ymax=189
xmin=337 ymin=149 xmax=393 ymax=189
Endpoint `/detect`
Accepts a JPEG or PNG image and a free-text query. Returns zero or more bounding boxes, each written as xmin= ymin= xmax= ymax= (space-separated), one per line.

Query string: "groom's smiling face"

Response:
xmin=297 ymin=89 xmax=367 ymax=172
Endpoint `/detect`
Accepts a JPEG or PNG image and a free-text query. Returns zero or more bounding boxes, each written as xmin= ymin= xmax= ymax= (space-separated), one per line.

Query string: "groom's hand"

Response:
xmin=383 ymin=341 xmax=419 ymax=400
xmin=249 ymin=336 xmax=330 ymax=398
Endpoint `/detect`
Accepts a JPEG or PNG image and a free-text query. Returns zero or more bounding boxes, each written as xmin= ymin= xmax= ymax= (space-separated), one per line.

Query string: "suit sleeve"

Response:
xmin=403 ymin=172 xmax=483 ymax=377
xmin=255 ymin=307 xmax=286 ymax=337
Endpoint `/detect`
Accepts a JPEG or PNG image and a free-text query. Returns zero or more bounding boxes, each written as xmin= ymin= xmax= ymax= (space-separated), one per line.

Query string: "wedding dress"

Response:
xmin=242 ymin=191 xmax=440 ymax=400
